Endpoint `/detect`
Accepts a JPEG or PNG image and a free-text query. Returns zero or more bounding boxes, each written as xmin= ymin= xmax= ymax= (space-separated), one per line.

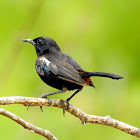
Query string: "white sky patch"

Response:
xmin=40 ymin=57 xmax=51 ymax=66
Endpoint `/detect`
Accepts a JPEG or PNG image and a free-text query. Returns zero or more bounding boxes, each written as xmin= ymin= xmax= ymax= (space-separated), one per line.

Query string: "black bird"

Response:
xmin=22 ymin=37 xmax=123 ymax=106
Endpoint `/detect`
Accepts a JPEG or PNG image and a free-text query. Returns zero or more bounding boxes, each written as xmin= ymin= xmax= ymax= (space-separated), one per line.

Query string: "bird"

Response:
xmin=22 ymin=36 xmax=123 ymax=108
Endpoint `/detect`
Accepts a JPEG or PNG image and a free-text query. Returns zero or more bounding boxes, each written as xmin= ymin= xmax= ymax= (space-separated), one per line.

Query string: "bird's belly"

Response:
xmin=39 ymin=75 xmax=82 ymax=90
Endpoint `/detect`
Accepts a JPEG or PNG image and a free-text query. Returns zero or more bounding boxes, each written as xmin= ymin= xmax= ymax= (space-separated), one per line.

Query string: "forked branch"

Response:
xmin=0 ymin=96 xmax=140 ymax=138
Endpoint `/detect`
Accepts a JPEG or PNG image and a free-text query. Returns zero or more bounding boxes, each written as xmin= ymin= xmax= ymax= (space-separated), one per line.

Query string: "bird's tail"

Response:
xmin=81 ymin=72 xmax=123 ymax=80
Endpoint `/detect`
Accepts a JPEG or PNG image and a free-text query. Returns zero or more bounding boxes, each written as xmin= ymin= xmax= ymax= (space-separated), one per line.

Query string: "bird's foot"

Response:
xmin=39 ymin=94 xmax=51 ymax=112
xmin=40 ymin=106 xmax=43 ymax=112
xmin=39 ymin=94 xmax=51 ymax=105
xmin=63 ymin=98 xmax=70 ymax=116
xmin=65 ymin=98 xmax=70 ymax=109
xmin=27 ymin=106 xmax=30 ymax=111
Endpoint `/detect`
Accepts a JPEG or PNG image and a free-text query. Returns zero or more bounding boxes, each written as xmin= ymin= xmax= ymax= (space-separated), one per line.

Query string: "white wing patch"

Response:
xmin=40 ymin=57 xmax=51 ymax=66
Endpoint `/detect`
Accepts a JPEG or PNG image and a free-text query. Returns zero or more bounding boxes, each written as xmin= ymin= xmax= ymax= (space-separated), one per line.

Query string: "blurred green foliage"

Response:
xmin=0 ymin=0 xmax=140 ymax=139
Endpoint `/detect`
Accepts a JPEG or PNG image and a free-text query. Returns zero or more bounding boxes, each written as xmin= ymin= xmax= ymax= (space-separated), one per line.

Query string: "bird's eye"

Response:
xmin=37 ymin=39 xmax=42 ymax=44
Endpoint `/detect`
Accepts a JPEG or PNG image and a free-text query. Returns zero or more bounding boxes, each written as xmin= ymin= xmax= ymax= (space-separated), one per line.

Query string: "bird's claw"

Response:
xmin=27 ymin=106 xmax=30 ymax=111
xmin=65 ymin=98 xmax=70 ymax=109
xmin=63 ymin=98 xmax=70 ymax=116
xmin=39 ymin=95 xmax=51 ymax=112
xmin=40 ymin=106 xmax=43 ymax=112
xmin=63 ymin=109 xmax=65 ymax=117
xmin=39 ymin=95 xmax=51 ymax=106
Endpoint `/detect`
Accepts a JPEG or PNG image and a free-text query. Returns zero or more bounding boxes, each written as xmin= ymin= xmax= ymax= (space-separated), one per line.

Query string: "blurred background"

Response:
xmin=0 ymin=0 xmax=140 ymax=139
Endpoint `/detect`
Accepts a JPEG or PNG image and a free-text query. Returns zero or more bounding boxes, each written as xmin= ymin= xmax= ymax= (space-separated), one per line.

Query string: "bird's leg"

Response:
xmin=40 ymin=89 xmax=67 ymax=98
xmin=39 ymin=87 xmax=67 ymax=112
xmin=65 ymin=87 xmax=83 ymax=108
xmin=63 ymin=87 xmax=83 ymax=116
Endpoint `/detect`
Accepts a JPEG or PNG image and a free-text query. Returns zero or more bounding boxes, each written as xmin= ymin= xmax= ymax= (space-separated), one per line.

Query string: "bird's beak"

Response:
xmin=22 ymin=39 xmax=35 ymax=45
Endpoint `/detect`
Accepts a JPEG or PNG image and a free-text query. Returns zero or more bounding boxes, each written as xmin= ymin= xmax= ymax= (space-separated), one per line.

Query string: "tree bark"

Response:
xmin=0 ymin=96 xmax=140 ymax=138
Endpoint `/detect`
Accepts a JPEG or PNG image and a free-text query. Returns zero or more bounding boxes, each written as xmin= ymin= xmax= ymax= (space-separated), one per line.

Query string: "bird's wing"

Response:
xmin=65 ymin=54 xmax=84 ymax=72
xmin=35 ymin=58 xmax=58 ymax=76
xmin=35 ymin=57 xmax=85 ymax=85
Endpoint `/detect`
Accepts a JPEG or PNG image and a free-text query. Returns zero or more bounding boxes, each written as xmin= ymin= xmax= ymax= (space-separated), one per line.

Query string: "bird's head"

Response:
xmin=22 ymin=36 xmax=61 ymax=56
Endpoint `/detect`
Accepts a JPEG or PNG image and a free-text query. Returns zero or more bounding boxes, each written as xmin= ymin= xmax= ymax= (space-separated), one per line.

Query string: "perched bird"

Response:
xmin=22 ymin=37 xmax=123 ymax=107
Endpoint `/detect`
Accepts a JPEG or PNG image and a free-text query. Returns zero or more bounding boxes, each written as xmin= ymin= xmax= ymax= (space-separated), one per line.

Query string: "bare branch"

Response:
xmin=0 ymin=108 xmax=57 ymax=140
xmin=0 ymin=96 xmax=140 ymax=138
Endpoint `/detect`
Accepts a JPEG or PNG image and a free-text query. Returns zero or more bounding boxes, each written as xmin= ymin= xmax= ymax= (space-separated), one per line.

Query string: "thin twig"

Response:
xmin=0 ymin=108 xmax=57 ymax=140
xmin=0 ymin=96 xmax=140 ymax=138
